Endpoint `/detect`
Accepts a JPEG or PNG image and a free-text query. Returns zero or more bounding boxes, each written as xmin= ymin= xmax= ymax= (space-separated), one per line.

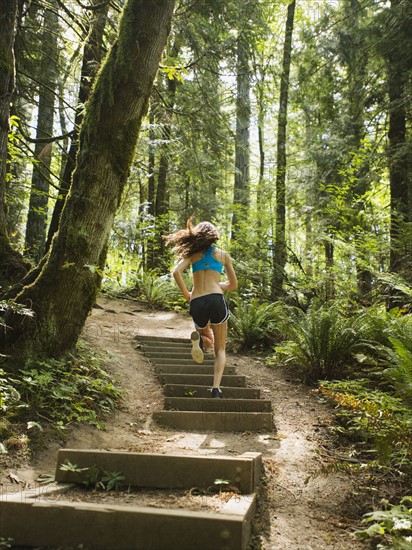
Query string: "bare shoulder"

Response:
xmin=213 ymin=247 xmax=230 ymax=264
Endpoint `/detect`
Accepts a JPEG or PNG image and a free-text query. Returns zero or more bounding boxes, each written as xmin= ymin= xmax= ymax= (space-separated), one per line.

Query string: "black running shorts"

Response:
xmin=189 ymin=293 xmax=230 ymax=329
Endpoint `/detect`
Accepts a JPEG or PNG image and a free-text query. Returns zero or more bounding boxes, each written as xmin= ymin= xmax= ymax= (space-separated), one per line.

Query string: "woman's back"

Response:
xmin=190 ymin=246 xmax=225 ymax=299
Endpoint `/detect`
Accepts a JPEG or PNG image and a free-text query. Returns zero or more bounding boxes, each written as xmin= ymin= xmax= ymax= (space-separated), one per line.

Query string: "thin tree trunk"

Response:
xmin=151 ymin=57 xmax=179 ymax=273
xmin=1 ymin=0 xmax=175 ymax=366
xmin=45 ymin=0 xmax=109 ymax=252
xmin=324 ymin=239 xmax=335 ymax=301
xmin=231 ymin=33 xmax=251 ymax=242
xmin=0 ymin=0 xmax=29 ymax=290
xmin=24 ymin=0 xmax=58 ymax=262
xmin=271 ymin=0 xmax=296 ymax=299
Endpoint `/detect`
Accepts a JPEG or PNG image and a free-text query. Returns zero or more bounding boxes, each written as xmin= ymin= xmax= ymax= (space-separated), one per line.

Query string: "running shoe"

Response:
xmin=190 ymin=331 xmax=204 ymax=364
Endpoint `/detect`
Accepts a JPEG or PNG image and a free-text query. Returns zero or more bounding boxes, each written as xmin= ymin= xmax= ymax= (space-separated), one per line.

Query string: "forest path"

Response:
xmin=20 ymin=295 xmax=368 ymax=549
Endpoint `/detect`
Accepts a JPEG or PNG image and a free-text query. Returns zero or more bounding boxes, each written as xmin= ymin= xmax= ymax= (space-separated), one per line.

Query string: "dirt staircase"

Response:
xmin=137 ymin=335 xmax=274 ymax=433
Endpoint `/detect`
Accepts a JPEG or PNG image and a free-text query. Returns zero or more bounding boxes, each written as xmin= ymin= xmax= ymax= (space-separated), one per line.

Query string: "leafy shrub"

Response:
xmin=14 ymin=342 xmax=122 ymax=430
xmin=134 ymin=271 xmax=183 ymax=309
xmin=0 ymin=369 xmax=22 ymax=418
xmin=384 ymin=338 xmax=412 ymax=408
xmin=274 ymin=302 xmax=373 ymax=382
xmin=355 ymin=496 xmax=412 ymax=549
xmin=319 ymin=379 xmax=412 ymax=474
xmin=228 ymin=297 xmax=282 ymax=349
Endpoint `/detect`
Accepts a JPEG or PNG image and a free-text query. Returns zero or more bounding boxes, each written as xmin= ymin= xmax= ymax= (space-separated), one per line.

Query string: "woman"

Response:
xmin=165 ymin=219 xmax=238 ymax=398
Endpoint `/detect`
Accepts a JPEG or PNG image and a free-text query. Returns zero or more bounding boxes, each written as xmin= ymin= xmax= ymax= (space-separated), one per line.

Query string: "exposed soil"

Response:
xmin=2 ymin=295 xmax=373 ymax=549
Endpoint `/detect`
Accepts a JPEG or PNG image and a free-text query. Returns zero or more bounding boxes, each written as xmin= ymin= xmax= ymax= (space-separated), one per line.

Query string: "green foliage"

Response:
xmin=13 ymin=342 xmax=122 ymax=430
xmin=274 ymin=302 xmax=373 ymax=382
xmin=133 ymin=271 xmax=184 ymax=309
xmin=228 ymin=297 xmax=282 ymax=349
xmin=385 ymin=338 xmax=412 ymax=408
xmin=355 ymin=497 xmax=412 ymax=549
xmin=59 ymin=461 xmax=125 ymax=491
xmin=319 ymin=379 xmax=412 ymax=474
xmin=83 ymin=465 xmax=125 ymax=491
xmin=0 ymin=369 xmax=21 ymax=417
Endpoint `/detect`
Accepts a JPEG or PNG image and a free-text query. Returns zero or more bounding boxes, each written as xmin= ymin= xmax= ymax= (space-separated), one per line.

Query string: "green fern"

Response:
xmin=385 ymin=338 xmax=412 ymax=408
xmin=135 ymin=271 xmax=180 ymax=308
xmin=229 ymin=297 xmax=281 ymax=349
xmin=275 ymin=303 xmax=372 ymax=382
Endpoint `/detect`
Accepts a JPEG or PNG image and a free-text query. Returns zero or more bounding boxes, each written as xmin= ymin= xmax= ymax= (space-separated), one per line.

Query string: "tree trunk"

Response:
xmin=271 ymin=0 xmax=296 ymax=299
xmin=24 ymin=0 xmax=58 ymax=262
xmin=231 ymin=33 xmax=251 ymax=243
xmin=45 ymin=0 xmax=109 ymax=252
xmin=1 ymin=0 xmax=175 ymax=367
xmin=0 ymin=0 xmax=30 ymax=290
xmin=343 ymin=0 xmax=372 ymax=303
xmin=387 ymin=0 xmax=409 ymax=278
xmin=150 ymin=54 xmax=179 ymax=273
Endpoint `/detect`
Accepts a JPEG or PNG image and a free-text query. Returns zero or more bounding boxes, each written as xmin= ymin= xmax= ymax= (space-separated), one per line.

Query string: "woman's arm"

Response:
xmin=219 ymin=252 xmax=238 ymax=291
xmin=172 ymin=257 xmax=192 ymax=301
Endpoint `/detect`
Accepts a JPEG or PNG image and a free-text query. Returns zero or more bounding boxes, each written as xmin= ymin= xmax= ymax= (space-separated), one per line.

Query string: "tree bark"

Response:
xmin=387 ymin=0 xmax=409 ymax=278
xmin=0 ymin=0 xmax=30 ymax=291
xmin=1 ymin=0 xmax=175 ymax=366
xmin=271 ymin=0 xmax=296 ymax=299
xmin=231 ymin=33 xmax=251 ymax=243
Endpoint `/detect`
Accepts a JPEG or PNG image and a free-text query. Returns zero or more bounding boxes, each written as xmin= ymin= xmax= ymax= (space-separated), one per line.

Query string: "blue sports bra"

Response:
xmin=192 ymin=246 xmax=223 ymax=274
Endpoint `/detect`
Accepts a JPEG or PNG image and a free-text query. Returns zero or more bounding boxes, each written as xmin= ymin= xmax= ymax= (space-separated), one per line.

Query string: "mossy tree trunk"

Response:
xmin=1 ymin=0 xmax=175 ymax=367
xmin=0 ymin=0 xmax=30 ymax=291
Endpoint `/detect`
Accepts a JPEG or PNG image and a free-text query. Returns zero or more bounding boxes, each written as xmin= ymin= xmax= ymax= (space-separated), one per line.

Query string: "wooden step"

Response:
xmin=163 ymin=384 xmax=261 ymax=399
xmin=164 ymin=397 xmax=272 ymax=412
xmin=153 ymin=410 xmax=274 ymax=432
xmin=158 ymin=373 xmax=246 ymax=387
xmin=1 ymin=450 xmax=262 ymax=550
xmin=148 ymin=357 xmax=215 ymax=365
xmin=154 ymin=364 xmax=236 ymax=375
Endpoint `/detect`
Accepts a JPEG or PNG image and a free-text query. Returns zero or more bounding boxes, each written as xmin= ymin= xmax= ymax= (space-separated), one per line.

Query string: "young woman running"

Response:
xmin=165 ymin=220 xmax=238 ymax=398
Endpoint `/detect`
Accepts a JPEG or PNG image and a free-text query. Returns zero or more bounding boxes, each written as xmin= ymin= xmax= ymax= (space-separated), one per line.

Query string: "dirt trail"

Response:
xmin=11 ymin=296 xmax=369 ymax=549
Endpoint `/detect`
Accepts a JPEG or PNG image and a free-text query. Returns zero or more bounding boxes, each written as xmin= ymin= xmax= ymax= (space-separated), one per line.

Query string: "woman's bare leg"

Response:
xmin=197 ymin=324 xmax=214 ymax=351
xmin=210 ymin=321 xmax=227 ymax=388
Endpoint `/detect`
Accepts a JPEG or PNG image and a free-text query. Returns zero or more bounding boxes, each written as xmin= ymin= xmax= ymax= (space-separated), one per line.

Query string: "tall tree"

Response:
xmin=385 ymin=0 xmax=412 ymax=283
xmin=24 ymin=0 xmax=59 ymax=262
xmin=271 ymin=0 xmax=296 ymax=299
xmin=46 ymin=0 xmax=110 ymax=252
xmin=0 ymin=0 xmax=29 ymax=289
xmin=231 ymin=32 xmax=251 ymax=243
xmin=1 ymin=0 xmax=175 ymax=366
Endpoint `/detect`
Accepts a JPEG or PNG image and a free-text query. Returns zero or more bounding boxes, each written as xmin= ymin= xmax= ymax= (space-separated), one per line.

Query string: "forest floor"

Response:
xmin=2 ymin=295 xmax=377 ymax=549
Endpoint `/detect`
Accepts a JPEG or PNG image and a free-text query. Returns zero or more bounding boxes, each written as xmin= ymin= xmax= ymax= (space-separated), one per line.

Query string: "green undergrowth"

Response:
xmin=0 ymin=340 xmax=122 ymax=457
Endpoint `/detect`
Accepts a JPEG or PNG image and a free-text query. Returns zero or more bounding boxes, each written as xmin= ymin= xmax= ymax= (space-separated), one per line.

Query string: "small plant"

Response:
xmin=355 ymin=496 xmax=412 ymax=549
xmin=59 ymin=460 xmax=89 ymax=473
xmin=83 ymin=466 xmax=125 ymax=491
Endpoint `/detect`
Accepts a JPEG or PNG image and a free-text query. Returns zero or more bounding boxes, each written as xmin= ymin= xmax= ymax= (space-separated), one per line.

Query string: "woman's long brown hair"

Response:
xmin=164 ymin=218 xmax=220 ymax=258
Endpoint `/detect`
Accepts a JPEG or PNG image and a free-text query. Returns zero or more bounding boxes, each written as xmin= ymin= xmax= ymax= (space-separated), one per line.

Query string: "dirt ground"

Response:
xmin=3 ymin=295 xmax=372 ymax=549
